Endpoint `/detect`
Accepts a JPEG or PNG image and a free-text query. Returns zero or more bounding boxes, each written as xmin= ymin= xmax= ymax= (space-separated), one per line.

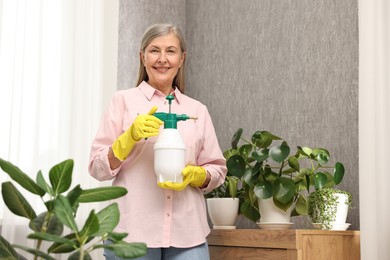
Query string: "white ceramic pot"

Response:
xmin=206 ymin=198 xmax=239 ymax=229
xmin=258 ymin=197 xmax=294 ymax=223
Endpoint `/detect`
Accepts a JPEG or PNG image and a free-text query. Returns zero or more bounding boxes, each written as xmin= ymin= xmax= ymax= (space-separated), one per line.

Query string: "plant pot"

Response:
xmin=257 ymin=198 xmax=294 ymax=230
xmin=309 ymin=189 xmax=351 ymax=230
xmin=206 ymin=198 xmax=239 ymax=229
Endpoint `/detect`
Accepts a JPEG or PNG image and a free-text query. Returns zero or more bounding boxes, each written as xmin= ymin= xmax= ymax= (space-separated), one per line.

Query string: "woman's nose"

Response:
xmin=158 ymin=52 xmax=167 ymax=64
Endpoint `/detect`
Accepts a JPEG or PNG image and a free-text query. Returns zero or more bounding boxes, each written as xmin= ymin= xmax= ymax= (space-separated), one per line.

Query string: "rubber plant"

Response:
xmin=224 ymin=128 xmax=346 ymax=223
xmin=0 ymin=158 xmax=147 ymax=260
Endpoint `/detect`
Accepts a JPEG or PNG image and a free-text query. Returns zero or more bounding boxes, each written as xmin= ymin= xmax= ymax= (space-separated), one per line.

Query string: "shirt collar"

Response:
xmin=139 ymin=81 xmax=183 ymax=104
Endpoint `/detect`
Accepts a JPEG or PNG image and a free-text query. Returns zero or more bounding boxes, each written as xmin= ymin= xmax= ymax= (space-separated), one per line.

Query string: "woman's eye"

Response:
xmin=150 ymin=49 xmax=159 ymax=53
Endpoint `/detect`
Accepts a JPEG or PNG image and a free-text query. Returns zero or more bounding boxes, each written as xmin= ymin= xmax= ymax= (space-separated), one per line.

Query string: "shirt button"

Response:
xmin=167 ymin=213 xmax=170 ymax=217
xmin=167 ymin=195 xmax=171 ymax=199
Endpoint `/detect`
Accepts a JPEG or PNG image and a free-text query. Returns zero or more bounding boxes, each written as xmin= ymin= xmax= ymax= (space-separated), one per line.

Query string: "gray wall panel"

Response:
xmin=119 ymin=0 xmax=359 ymax=230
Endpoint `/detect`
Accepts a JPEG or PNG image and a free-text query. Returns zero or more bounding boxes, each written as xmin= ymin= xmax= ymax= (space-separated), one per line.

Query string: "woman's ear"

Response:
xmin=140 ymin=51 xmax=145 ymax=65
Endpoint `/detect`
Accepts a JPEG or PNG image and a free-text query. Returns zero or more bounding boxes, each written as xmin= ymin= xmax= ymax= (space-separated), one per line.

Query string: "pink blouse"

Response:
xmin=89 ymin=81 xmax=227 ymax=248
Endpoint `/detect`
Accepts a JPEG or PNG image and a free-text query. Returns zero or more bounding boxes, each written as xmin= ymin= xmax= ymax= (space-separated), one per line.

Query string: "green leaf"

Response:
xmin=315 ymin=150 xmax=330 ymax=165
xmin=13 ymin=244 xmax=56 ymax=260
xmin=231 ymin=128 xmax=243 ymax=149
xmin=269 ymin=142 xmax=290 ymax=163
xmin=287 ymin=156 xmax=300 ymax=172
xmin=298 ymin=146 xmax=312 ymax=157
xmin=48 ymin=233 xmax=78 ymax=253
xmin=252 ymin=149 xmax=269 ymax=162
xmin=29 ymin=212 xmax=63 ymax=236
xmin=92 ymin=203 xmax=120 ymax=236
xmin=226 ymin=155 xmax=246 ymax=178
xmin=79 ymin=210 xmax=99 ymax=239
xmin=226 ymin=176 xmax=238 ymax=198
xmin=1 ymin=182 xmax=37 ymax=220
xmin=66 ymin=185 xmax=82 ymax=208
xmin=239 ymin=144 xmax=253 ymax=159
xmin=334 ymin=162 xmax=345 ymax=185
xmin=273 ymin=177 xmax=295 ymax=204
xmin=95 ymin=241 xmax=147 ymax=259
xmin=0 ymin=235 xmax=19 ymax=258
xmin=273 ymin=197 xmax=294 ymax=211
xmin=253 ymin=181 xmax=273 ymax=199
xmin=314 ymin=172 xmax=328 ymax=190
xmin=36 ymin=170 xmax=53 ymax=195
xmin=28 ymin=232 xmax=75 ymax=246
xmin=77 ymin=186 xmax=128 ymax=203
xmin=252 ymin=131 xmax=281 ymax=148
xmin=223 ymin=149 xmax=238 ymax=160
xmin=0 ymin=158 xmax=45 ymax=197
xmin=49 ymin=159 xmax=73 ymax=195
xmin=239 ymin=201 xmax=260 ymax=222
xmin=242 ymin=168 xmax=258 ymax=185
xmin=295 ymin=195 xmax=309 ymax=215
xmin=69 ymin=251 xmax=92 ymax=260
xmin=108 ymin=232 xmax=129 ymax=242
xmin=54 ymin=195 xmax=78 ymax=232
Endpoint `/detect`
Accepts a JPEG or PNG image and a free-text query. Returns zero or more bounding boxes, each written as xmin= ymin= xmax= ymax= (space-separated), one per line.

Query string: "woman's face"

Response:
xmin=141 ymin=33 xmax=185 ymax=90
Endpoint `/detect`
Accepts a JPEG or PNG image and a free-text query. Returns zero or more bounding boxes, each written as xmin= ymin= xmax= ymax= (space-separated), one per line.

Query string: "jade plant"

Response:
xmin=308 ymin=188 xmax=352 ymax=230
xmin=0 ymin=158 xmax=147 ymax=260
xmin=224 ymin=128 xmax=346 ymax=223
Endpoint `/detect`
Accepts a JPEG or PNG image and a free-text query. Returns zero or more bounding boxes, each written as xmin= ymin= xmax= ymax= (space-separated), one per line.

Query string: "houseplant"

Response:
xmin=224 ymin=128 xmax=348 ymax=228
xmin=0 ymin=158 xmax=147 ymax=260
xmin=204 ymin=169 xmax=244 ymax=229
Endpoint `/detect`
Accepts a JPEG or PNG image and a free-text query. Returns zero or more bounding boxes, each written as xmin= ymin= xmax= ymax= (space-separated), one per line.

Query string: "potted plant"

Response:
xmin=224 ymin=128 xmax=348 ymax=230
xmin=0 ymin=158 xmax=147 ymax=259
xmin=204 ymin=171 xmax=244 ymax=229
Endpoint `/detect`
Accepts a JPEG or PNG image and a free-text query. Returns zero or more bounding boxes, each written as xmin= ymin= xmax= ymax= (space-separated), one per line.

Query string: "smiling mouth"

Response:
xmin=154 ymin=67 xmax=170 ymax=72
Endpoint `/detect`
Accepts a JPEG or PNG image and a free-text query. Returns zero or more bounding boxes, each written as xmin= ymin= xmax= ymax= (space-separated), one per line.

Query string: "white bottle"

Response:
xmin=154 ymin=128 xmax=185 ymax=183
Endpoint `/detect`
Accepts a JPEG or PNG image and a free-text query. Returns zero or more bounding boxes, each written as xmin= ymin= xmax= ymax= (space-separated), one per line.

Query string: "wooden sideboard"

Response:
xmin=207 ymin=229 xmax=360 ymax=260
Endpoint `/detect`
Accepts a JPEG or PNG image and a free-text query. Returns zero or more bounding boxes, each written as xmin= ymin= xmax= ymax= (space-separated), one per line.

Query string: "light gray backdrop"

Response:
xmin=118 ymin=0 xmax=359 ymax=230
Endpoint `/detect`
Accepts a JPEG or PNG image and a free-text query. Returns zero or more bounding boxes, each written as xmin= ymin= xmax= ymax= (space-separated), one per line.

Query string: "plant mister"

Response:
xmin=153 ymin=94 xmax=197 ymax=183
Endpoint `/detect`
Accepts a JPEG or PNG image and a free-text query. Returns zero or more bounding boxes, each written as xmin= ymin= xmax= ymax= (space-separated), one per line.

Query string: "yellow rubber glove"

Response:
xmin=158 ymin=165 xmax=207 ymax=191
xmin=112 ymin=106 xmax=163 ymax=161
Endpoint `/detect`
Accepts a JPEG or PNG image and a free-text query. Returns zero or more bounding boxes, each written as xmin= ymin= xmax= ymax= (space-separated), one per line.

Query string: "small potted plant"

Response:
xmin=224 ymin=128 xmax=349 ymax=230
xmin=204 ymin=166 xmax=244 ymax=229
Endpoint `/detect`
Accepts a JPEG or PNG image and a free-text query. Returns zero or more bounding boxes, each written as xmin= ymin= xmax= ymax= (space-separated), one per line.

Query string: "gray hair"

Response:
xmin=136 ymin=24 xmax=187 ymax=93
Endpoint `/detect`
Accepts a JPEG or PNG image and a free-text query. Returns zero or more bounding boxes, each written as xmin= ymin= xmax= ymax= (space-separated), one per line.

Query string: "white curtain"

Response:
xmin=359 ymin=0 xmax=390 ymax=259
xmin=0 ymin=0 xmax=118 ymax=259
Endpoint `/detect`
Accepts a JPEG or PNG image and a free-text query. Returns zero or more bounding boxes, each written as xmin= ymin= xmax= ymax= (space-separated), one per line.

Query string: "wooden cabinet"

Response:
xmin=207 ymin=229 xmax=360 ymax=260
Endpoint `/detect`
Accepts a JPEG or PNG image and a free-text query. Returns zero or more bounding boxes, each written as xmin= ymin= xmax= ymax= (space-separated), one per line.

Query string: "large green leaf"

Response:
xmin=314 ymin=172 xmax=328 ymax=190
xmin=77 ymin=186 xmax=128 ymax=203
xmin=29 ymin=212 xmax=63 ymax=236
xmin=239 ymin=144 xmax=253 ymax=159
xmin=79 ymin=210 xmax=100 ymax=240
xmin=54 ymin=195 xmax=78 ymax=232
xmin=0 ymin=158 xmax=45 ymax=197
xmin=49 ymin=159 xmax=73 ymax=195
xmin=68 ymin=251 xmax=92 ymax=260
xmin=287 ymin=156 xmax=300 ymax=172
xmin=92 ymin=203 xmax=120 ymax=236
xmin=48 ymin=233 xmax=79 ymax=253
xmin=295 ymin=195 xmax=308 ymax=215
xmin=253 ymin=181 xmax=273 ymax=199
xmin=269 ymin=142 xmax=290 ymax=163
xmin=0 ymin=235 xmax=19 ymax=258
xmin=252 ymin=149 xmax=269 ymax=162
xmin=36 ymin=170 xmax=53 ymax=195
xmin=239 ymin=201 xmax=260 ymax=222
xmin=334 ymin=162 xmax=345 ymax=185
xmin=226 ymin=155 xmax=246 ymax=178
xmin=252 ymin=131 xmax=280 ymax=148
xmin=28 ymin=232 xmax=75 ymax=246
xmin=66 ymin=185 xmax=82 ymax=208
xmin=1 ymin=182 xmax=37 ymax=220
xmin=272 ymin=177 xmax=295 ymax=204
xmin=95 ymin=241 xmax=147 ymax=259
xmin=13 ymin=244 xmax=56 ymax=260
xmin=231 ymin=128 xmax=243 ymax=149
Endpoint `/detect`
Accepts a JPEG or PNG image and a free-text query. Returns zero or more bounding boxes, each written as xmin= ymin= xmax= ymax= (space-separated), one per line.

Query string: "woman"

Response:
xmin=89 ymin=23 xmax=227 ymax=259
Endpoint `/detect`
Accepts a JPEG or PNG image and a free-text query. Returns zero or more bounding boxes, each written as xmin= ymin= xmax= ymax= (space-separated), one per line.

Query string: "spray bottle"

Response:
xmin=153 ymin=94 xmax=197 ymax=183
